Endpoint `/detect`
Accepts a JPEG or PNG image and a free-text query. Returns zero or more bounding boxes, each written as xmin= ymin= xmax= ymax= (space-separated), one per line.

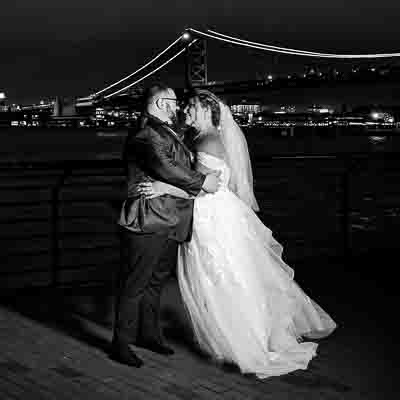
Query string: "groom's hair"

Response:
xmin=143 ymin=83 xmax=171 ymax=107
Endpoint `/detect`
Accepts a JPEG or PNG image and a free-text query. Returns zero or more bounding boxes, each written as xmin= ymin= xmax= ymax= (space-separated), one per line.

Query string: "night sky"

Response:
xmin=2 ymin=0 xmax=399 ymax=104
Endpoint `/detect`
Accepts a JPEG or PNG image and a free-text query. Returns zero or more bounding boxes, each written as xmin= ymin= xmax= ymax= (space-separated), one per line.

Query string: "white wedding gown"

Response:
xmin=177 ymin=152 xmax=337 ymax=379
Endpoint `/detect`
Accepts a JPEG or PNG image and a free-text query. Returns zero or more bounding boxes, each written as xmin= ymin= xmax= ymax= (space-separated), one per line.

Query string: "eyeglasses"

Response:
xmin=160 ymin=97 xmax=185 ymax=107
xmin=161 ymin=97 xmax=179 ymax=102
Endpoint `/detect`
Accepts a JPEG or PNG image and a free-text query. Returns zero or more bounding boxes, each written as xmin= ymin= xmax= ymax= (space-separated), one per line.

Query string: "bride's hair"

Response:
xmin=187 ymin=89 xmax=260 ymax=211
xmin=187 ymin=88 xmax=221 ymax=128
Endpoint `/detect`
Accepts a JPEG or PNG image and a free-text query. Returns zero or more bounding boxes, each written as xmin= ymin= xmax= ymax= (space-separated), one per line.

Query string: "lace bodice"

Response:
xmin=197 ymin=151 xmax=231 ymax=190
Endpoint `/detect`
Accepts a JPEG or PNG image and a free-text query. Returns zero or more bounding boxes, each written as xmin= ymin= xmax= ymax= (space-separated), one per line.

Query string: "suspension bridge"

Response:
xmin=27 ymin=27 xmax=400 ymax=113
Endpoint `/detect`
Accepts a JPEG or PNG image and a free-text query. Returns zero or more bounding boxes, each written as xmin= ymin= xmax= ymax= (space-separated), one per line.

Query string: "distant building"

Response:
xmin=274 ymin=105 xmax=296 ymax=114
xmin=231 ymin=100 xmax=261 ymax=124
xmin=231 ymin=102 xmax=261 ymax=114
xmin=307 ymin=104 xmax=334 ymax=114
xmin=0 ymin=92 xmax=7 ymax=112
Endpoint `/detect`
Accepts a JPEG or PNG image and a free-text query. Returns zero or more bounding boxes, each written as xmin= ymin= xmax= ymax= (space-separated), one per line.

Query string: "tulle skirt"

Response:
xmin=177 ymin=189 xmax=336 ymax=378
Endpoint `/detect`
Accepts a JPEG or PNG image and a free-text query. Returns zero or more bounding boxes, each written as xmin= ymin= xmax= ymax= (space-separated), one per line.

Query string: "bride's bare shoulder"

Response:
xmin=195 ymin=133 xmax=225 ymax=159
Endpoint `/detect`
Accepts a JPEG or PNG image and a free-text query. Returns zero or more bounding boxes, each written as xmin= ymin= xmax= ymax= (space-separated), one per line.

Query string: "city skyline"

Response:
xmin=2 ymin=0 xmax=400 ymax=103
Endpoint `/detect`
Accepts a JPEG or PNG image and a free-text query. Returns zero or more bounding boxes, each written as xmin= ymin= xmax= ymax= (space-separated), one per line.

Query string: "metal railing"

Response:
xmin=1 ymin=160 xmax=124 ymax=291
xmin=1 ymin=152 xmax=399 ymax=291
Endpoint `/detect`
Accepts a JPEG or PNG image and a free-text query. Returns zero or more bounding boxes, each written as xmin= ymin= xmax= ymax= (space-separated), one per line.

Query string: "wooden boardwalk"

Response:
xmin=0 ymin=269 xmax=394 ymax=400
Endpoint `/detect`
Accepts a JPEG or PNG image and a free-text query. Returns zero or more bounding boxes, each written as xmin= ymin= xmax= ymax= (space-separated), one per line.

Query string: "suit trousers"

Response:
xmin=113 ymin=228 xmax=178 ymax=345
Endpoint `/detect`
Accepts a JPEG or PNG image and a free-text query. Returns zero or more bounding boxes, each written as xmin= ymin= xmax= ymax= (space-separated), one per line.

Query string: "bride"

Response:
xmin=136 ymin=89 xmax=336 ymax=378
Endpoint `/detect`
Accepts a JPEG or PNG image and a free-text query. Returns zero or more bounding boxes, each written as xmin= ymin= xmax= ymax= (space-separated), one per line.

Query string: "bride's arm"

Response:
xmin=135 ymin=136 xmax=225 ymax=199
xmin=154 ymin=181 xmax=193 ymax=199
xmin=134 ymin=160 xmax=220 ymax=199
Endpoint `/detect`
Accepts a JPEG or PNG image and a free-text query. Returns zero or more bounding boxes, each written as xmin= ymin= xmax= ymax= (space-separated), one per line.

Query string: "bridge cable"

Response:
xmin=104 ymin=40 xmax=197 ymax=99
xmin=92 ymin=36 xmax=184 ymax=97
xmin=208 ymin=29 xmax=334 ymax=57
xmin=188 ymin=28 xmax=400 ymax=59
xmin=188 ymin=28 xmax=341 ymax=58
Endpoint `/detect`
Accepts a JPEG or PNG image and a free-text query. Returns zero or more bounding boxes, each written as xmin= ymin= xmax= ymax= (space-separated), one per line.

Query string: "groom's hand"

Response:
xmin=202 ymin=171 xmax=221 ymax=193
xmin=127 ymin=181 xmax=141 ymax=197
xmin=128 ymin=180 xmax=152 ymax=197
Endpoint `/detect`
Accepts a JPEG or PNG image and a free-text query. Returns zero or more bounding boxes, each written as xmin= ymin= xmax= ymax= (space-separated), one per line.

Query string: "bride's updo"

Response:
xmin=188 ymin=88 xmax=221 ymax=128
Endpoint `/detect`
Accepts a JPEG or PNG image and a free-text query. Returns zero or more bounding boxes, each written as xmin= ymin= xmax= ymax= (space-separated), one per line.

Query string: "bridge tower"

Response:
xmin=185 ymin=39 xmax=208 ymax=88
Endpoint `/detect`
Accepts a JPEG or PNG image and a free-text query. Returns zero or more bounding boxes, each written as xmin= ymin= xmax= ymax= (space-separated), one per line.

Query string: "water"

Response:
xmin=1 ymin=126 xmax=400 ymax=162
xmin=0 ymin=127 xmax=127 ymax=163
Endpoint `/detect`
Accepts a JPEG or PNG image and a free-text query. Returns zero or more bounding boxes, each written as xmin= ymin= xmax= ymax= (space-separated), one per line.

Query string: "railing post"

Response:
xmin=341 ymin=157 xmax=351 ymax=261
xmin=51 ymin=168 xmax=70 ymax=288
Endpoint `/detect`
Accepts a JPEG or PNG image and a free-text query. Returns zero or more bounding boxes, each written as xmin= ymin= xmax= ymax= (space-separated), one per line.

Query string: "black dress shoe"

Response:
xmin=135 ymin=340 xmax=175 ymax=356
xmin=110 ymin=341 xmax=144 ymax=367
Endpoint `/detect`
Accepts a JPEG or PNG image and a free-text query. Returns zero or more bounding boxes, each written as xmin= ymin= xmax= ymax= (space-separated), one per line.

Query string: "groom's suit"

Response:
xmin=114 ymin=112 xmax=205 ymax=348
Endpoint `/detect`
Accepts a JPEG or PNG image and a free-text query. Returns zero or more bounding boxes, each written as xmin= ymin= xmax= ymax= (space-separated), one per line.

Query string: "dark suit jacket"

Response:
xmin=119 ymin=113 xmax=205 ymax=242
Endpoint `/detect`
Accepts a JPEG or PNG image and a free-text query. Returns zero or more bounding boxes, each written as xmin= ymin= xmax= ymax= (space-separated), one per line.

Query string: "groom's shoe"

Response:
xmin=110 ymin=340 xmax=144 ymax=368
xmin=135 ymin=340 xmax=175 ymax=356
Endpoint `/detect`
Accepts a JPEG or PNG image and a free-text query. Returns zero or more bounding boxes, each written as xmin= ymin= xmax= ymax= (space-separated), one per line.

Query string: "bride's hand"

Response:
xmin=135 ymin=181 xmax=166 ymax=199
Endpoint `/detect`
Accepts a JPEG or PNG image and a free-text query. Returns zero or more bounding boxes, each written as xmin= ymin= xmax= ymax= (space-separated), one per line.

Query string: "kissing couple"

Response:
xmin=112 ymin=83 xmax=336 ymax=378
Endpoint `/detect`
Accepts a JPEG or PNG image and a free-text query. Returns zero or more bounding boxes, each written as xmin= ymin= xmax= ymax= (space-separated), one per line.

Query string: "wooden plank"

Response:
xmin=56 ymin=265 xmax=117 ymax=285
xmin=0 ymin=365 xmax=70 ymax=400
xmin=0 ymin=189 xmax=52 ymax=205
xmin=60 ymin=187 xmax=123 ymax=202
xmin=0 ymin=373 xmax=49 ymax=400
xmin=0 ymin=306 xmax=188 ymax=400
xmin=2 ymin=304 xmax=255 ymax=400
xmin=59 ymin=220 xmax=118 ymax=234
xmin=0 ymin=332 xmax=133 ymax=400
xmin=64 ymin=176 xmax=124 ymax=185
xmin=0 ymin=221 xmax=51 ymax=239
xmin=59 ymin=235 xmax=119 ymax=250
xmin=59 ymin=248 xmax=119 ymax=268
xmin=1 ymin=237 xmax=51 ymax=255
xmin=0 ymin=253 xmax=51 ymax=274
xmin=135 ymin=344 xmax=272 ymax=399
xmin=0 ymin=204 xmax=51 ymax=222
xmin=59 ymin=202 xmax=118 ymax=217
xmin=0 ymin=271 xmax=52 ymax=290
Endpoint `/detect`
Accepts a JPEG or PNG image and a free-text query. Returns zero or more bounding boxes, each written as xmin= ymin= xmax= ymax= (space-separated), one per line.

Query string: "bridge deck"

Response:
xmin=0 ymin=263 xmax=393 ymax=400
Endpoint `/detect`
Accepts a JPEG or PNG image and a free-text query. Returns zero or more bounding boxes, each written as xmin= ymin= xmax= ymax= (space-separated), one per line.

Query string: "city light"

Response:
xmin=0 ymin=92 xmax=5 ymax=100
xmin=182 ymin=32 xmax=191 ymax=40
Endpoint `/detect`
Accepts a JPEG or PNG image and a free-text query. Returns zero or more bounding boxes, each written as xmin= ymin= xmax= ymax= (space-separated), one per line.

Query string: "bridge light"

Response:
xmin=371 ymin=112 xmax=380 ymax=120
xmin=182 ymin=32 xmax=191 ymax=41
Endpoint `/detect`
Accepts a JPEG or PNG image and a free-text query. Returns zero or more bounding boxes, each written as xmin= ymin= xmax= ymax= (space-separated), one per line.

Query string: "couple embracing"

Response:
xmin=112 ymin=83 xmax=336 ymax=378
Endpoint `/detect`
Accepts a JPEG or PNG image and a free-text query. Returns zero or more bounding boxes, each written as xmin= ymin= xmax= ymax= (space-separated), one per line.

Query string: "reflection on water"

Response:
xmin=367 ymin=135 xmax=387 ymax=144
xmin=0 ymin=128 xmax=127 ymax=162
xmin=1 ymin=126 xmax=399 ymax=162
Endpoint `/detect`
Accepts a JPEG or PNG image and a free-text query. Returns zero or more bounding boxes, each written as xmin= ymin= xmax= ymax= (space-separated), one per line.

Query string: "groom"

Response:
xmin=112 ymin=83 xmax=220 ymax=367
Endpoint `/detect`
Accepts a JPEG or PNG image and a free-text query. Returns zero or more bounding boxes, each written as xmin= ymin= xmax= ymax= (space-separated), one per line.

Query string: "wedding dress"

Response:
xmin=177 ymin=151 xmax=337 ymax=378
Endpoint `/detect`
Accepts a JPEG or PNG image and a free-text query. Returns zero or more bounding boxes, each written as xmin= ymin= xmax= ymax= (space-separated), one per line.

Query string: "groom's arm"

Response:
xmin=128 ymin=128 xmax=206 ymax=197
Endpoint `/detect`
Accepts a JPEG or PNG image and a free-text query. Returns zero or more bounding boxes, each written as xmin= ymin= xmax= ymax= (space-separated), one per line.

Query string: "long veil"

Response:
xmin=219 ymin=103 xmax=260 ymax=212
